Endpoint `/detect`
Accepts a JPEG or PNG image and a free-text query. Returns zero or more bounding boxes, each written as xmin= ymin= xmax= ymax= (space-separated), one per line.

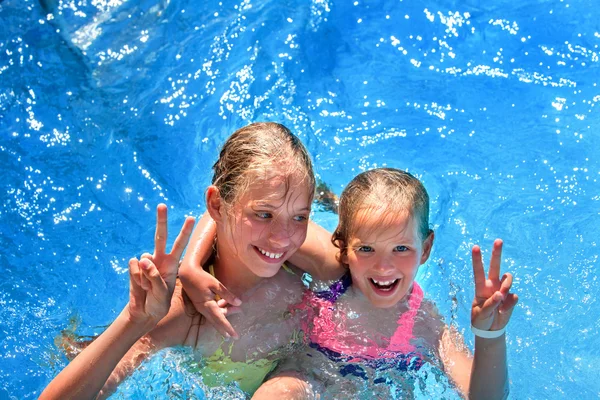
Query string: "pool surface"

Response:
xmin=1 ymin=0 xmax=599 ymax=398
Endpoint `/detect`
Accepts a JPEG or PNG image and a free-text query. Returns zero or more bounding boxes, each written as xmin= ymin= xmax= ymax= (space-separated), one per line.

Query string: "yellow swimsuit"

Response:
xmin=201 ymin=263 xmax=296 ymax=394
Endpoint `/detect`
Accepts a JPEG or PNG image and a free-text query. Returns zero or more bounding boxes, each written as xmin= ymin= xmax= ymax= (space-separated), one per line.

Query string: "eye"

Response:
xmin=394 ymin=245 xmax=409 ymax=252
xmin=255 ymin=212 xmax=272 ymax=219
xmin=293 ymin=215 xmax=308 ymax=222
xmin=358 ymin=245 xmax=374 ymax=253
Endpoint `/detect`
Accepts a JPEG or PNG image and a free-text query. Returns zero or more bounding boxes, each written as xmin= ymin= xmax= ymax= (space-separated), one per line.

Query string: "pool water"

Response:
xmin=1 ymin=0 xmax=599 ymax=398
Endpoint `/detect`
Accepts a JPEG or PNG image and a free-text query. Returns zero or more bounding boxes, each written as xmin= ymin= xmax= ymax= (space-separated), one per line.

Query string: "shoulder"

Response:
xmin=270 ymin=264 xmax=308 ymax=289
xmin=418 ymin=297 xmax=442 ymax=318
xmin=412 ymin=297 xmax=446 ymax=349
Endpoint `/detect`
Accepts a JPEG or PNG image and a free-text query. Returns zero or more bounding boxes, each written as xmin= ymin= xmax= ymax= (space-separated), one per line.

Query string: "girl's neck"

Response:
xmin=212 ymin=248 xmax=266 ymax=297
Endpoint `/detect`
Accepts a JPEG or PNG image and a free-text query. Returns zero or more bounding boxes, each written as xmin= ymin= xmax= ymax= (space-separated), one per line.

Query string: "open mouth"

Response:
xmin=369 ymin=278 xmax=400 ymax=294
xmin=254 ymin=246 xmax=285 ymax=262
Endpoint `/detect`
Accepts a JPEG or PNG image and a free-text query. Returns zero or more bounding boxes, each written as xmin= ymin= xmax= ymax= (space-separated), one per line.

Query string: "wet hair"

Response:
xmin=183 ymin=123 xmax=315 ymax=322
xmin=332 ymin=168 xmax=432 ymax=261
xmin=211 ymin=122 xmax=316 ymax=211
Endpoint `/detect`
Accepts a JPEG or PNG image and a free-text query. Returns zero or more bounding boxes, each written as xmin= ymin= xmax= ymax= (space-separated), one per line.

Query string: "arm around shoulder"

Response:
xmin=288 ymin=220 xmax=345 ymax=281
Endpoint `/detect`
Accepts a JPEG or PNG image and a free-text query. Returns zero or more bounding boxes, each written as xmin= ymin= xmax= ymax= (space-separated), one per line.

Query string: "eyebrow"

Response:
xmin=253 ymin=203 xmax=311 ymax=212
xmin=254 ymin=203 xmax=277 ymax=210
xmin=352 ymin=235 xmax=416 ymax=244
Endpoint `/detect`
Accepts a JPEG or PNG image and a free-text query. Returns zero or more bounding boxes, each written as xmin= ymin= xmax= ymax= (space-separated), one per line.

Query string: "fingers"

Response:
xmin=170 ymin=216 xmax=196 ymax=260
xmin=471 ymin=245 xmax=485 ymax=290
xmin=154 ymin=204 xmax=168 ymax=256
xmin=489 ymin=238 xmax=503 ymax=281
xmin=217 ymin=299 xmax=243 ymax=315
xmin=478 ymin=291 xmax=504 ymax=318
xmin=139 ymin=258 xmax=168 ymax=299
xmin=139 ymin=262 xmax=151 ymax=291
xmin=213 ymin=284 xmax=243 ymax=307
xmin=200 ymin=301 xmax=240 ymax=340
xmin=499 ymin=293 xmax=518 ymax=316
xmin=129 ymin=258 xmax=145 ymax=304
xmin=221 ymin=305 xmax=242 ymax=317
xmin=499 ymin=273 xmax=513 ymax=297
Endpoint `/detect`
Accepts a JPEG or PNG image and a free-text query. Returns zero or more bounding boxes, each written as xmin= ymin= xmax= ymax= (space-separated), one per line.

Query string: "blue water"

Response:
xmin=1 ymin=0 xmax=599 ymax=398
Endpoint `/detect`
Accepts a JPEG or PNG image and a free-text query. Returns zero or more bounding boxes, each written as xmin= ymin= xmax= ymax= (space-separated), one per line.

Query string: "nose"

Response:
xmin=373 ymin=254 xmax=395 ymax=273
xmin=267 ymin=218 xmax=293 ymax=248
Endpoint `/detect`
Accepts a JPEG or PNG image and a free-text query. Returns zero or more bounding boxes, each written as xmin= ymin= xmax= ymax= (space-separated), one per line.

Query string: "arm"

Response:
xmin=40 ymin=205 xmax=195 ymax=400
xmin=467 ymin=239 xmax=518 ymax=400
xmin=441 ymin=240 xmax=518 ymax=400
xmin=98 ymin=285 xmax=195 ymax=399
xmin=40 ymin=304 xmax=157 ymax=400
xmin=178 ymin=212 xmax=242 ymax=339
xmin=437 ymin=325 xmax=473 ymax=396
xmin=288 ymin=220 xmax=345 ymax=281
xmin=179 ymin=216 xmax=343 ymax=339
xmin=180 ymin=211 xmax=216 ymax=274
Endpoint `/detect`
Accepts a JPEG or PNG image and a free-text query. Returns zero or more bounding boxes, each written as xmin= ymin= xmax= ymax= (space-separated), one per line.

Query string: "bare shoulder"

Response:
xmin=419 ymin=298 xmax=443 ymax=319
xmin=415 ymin=299 xmax=472 ymax=360
xmin=263 ymin=264 xmax=303 ymax=288
xmin=413 ymin=298 xmax=446 ymax=352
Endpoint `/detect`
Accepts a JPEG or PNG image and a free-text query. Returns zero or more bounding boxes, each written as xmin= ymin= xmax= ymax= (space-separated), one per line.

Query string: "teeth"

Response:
xmin=258 ymin=247 xmax=283 ymax=259
xmin=372 ymin=278 xmax=398 ymax=286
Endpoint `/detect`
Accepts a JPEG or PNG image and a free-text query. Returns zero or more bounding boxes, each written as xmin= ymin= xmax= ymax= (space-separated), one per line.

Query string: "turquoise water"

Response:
xmin=1 ymin=0 xmax=599 ymax=398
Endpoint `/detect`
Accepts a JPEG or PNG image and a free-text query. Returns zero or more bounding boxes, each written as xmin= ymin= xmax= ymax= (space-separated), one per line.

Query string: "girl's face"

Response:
xmin=218 ymin=170 xmax=312 ymax=278
xmin=344 ymin=209 xmax=432 ymax=308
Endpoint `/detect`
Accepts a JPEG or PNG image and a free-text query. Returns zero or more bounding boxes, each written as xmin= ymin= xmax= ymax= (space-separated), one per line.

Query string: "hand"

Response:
xmin=127 ymin=204 xmax=195 ymax=326
xmin=471 ymin=239 xmax=518 ymax=331
xmin=179 ymin=266 xmax=242 ymax=340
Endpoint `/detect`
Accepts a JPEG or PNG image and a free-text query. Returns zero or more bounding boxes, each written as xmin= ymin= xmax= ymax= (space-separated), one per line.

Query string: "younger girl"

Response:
xmin=40 ymin=122 xmax=343 ymax=398
xmin=259 ymin=168 xmax=518 ymax=399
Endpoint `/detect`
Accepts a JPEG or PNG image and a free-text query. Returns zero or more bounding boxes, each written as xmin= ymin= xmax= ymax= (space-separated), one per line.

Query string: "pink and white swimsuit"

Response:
xmin=298 ymin=273 xmax=424 ymax=372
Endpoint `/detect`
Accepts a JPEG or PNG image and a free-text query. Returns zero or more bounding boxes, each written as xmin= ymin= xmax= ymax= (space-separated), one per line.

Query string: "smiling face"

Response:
xmin=344 ymin=208 xmax=433 ymax=308
xmin=216 ymin=169 xmax=312 ymax=279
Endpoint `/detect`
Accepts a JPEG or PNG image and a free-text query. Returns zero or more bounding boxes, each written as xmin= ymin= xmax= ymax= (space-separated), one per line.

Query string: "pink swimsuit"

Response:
xmin=298 ymin=273 xmax=424 ymax=369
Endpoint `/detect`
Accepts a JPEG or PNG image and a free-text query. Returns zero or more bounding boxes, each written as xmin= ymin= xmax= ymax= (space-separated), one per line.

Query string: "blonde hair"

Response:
xmin=185 ymin=123 xmax=315 ymax=321
xmin=332 ymin=168 xmax=432 ymax=261
xmin=211 ymin=122 xmax=315 ymax=209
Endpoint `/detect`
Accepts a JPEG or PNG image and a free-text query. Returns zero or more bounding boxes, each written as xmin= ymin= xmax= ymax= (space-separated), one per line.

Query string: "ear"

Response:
xmin=206 ymin=186 xmax=224 ymax=223
xmin=334 ymin=239 xmax=349 ymax=264
xmin=419 ymin=231 xmax=434 ymax=265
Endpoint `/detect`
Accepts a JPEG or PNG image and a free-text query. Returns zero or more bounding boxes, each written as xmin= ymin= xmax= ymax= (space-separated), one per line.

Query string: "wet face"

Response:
xmin=344 ymin=209 xmax=432 ymax=308
xmin=218 ymin=170 xmax=312 ymax=278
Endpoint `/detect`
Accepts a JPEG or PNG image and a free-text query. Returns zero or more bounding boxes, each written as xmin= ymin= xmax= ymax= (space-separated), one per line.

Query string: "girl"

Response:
xmin=40 ymin=122 xmax=343 ymax=399
xmin=185 ymin=168 xmax=518 ymax=399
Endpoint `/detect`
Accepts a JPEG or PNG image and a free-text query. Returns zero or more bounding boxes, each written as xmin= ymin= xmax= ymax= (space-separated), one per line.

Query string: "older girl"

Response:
xmin=40 ymin=122 xmax=343 ymax=399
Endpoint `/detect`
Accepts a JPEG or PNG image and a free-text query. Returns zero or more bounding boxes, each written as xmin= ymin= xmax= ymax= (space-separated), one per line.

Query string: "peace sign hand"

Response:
xmin=471 ymin=239 xmax=519 ymax=331
xmin=127 ymin=204 xmax=195 ymax=326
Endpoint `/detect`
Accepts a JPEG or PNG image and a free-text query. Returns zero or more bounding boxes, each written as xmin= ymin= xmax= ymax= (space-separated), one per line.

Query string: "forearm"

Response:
xmin=40 ymin=309 xmax=155 ymax=400
xmin=288 ymin=220 xmax=344 ymax=281
xmin=179 ymin=212 xmax=215 ymax=280
xmin=469 ymin=335 xmax=508 ymax=400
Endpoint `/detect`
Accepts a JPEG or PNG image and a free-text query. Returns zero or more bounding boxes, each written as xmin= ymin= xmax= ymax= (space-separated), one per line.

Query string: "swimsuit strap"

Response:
xmin=314 ymin=272 xmax=352 ymax=303
xmin=281 ymin=263 xmax=295 ymax=275
xmin=387 ymin=282 xmax=423 ymax=353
